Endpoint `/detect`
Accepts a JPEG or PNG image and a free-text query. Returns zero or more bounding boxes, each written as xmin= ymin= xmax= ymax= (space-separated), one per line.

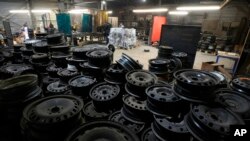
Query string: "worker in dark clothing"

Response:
xmin=103 ymin=22 xmax=112 ymax=44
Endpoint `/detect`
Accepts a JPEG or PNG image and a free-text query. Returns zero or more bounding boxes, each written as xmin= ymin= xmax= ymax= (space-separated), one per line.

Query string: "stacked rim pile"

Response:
xmin=20 ymin=46 xmax=34 ymax=63
xmin=21 ymin=45 xmax=144 ymax=141
xmin=82 ymin=82 xmax=122 ymax=121
xmin=13 ymin=44 xmax=25 ymax=63
xmin=197 ymin=33 xmax=216 ymax=53
xmin=0 ymin=75 xmax=42 ymax=141
xmin=0 ymin=33 xmax=250 ymax=141
xmin=0 ymin=64 xmax=35 ymax=79
xmin=149 ymin=46 xmax=183 ymax=83
xmin=22 ymin=40 xmax=41 ymax=63
xmin=80 ymin=48 xmax=114 ymax=81
xmin=21 ymin=95 xmax=84 ymax=141
xmin=0 ymin=46 xmax=14 ymax=64
xmin=139 ymin=69 xmax=250 ymax=141
xmin=117 ymin=70 xmax=158 ymax=136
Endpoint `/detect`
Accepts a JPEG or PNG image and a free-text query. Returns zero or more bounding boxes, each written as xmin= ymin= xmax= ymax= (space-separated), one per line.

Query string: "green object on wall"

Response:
xmin=56 ymin=13 xmax=72 ymax=35
xmin=82 ymin=14 xmax=92 ymax=32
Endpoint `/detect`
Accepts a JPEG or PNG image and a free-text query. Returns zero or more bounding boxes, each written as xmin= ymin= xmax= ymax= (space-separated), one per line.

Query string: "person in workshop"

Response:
xmin=48 ymin=22 xmax=55 ymax=34
xmin=13 ymin=33 xmax=23 ymax=45
xmin=103 ymin=22 xmax=112 ymax=44
xmin=0 ymin=28 xmax=5 ymax=47
xmin=22 ymin=22 xmax=29 ymax=40
xmin=72 ymin=23 xmax=79 ymax=46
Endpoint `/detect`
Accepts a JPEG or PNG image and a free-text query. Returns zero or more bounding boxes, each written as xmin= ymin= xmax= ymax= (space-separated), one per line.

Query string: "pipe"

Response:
xmin=220 ymin=0 xmax=231 ymax=9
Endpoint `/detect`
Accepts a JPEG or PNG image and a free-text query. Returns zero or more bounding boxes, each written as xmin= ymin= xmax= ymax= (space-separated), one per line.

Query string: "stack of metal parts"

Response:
xmin=141 ymin=70 xmax=250 ymax=141
xmin=197 ymin=33 xmax=216 ymax=53
xmin=149 ymin=46 xmax=183 ymax=82
xmin=198 ymin=32 xmax=235 ymax=53
xmin=0 ymin=33 xmax=250 ymax=141
xmin=0 ymin=75 xmax=42 ymax=141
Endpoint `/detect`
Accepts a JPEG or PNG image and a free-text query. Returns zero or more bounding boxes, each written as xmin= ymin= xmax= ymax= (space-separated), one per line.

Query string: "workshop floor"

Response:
xmin=113 ymin=44 xmax=233 ymax=70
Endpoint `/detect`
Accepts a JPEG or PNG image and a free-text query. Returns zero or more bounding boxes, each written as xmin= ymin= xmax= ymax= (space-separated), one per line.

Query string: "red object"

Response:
xmin=151 ymin=16 xmax=167 ymax=43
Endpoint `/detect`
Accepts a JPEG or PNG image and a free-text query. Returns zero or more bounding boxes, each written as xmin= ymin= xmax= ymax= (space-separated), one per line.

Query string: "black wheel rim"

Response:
xmin=152 ymin=115 xmax=190 ymax=141
xmin=23 ymin=95 xmax=83 ymax=125
xmin=125 ymin=70 xmax=157 ymax=99
xmin=89 ymin=82 xmax=121 ymax=111
xmin=117 ymin=53 xmax=143 ymax=71
xmin=146 ymin=84 xmax=188 ymax=117
xmin=69 ymin=75 xmax=96 ymax=96
xmin=185 ymin=104 xmax=245 ymax=141
xmin=82 ymin=101 xmax=113 ymax=121
xmin=104 ymin=64 xmax=127 ymax=84
xmin=141 ymin=128 xmax=159 ymax=141
xmin=0 ymin=64 xmax=34 ymax=77
xmin=215 ymin=88 xmax=250 ymax=119
xmin=109 ymin=111 xmax=145 ymax=134
xmin=0 ymin=74 xmax=38 ymax=99
xmin=86 ymin=49 xmax=113 ymax=68
xmin=230 ymin=76 xmax=250 ymax=94
xmin=121 ymin=95 xmax=151 ymax=124
xmin=65 ymin=121 xmax=140 ymax=141
xmin=57 ymin=69 xmax=79 ymax=82
xmin=173 ymin=69 xmax=220 ymax=103
xmin=47 ymin=81 xmax=70 ymax=94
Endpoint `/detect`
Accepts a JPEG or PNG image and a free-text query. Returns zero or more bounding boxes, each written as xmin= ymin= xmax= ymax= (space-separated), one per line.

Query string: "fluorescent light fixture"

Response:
xmin=133 ymin=8 xmax=168 ymax=13
xmin=68 ymin=9 xmax=90 ymax=14
xmin=102 ymin=1 xmax=106 ymax=4
xmin=107 ymin=11 xmax=112 ymax=14
xmin=9 ymin=10 xmax=29 ymax=13
xmin=169 ymin=11 xmax=188 ymax=15
xmin=31 ymin=9 xmax=51 ymax=13
xmin=176 ymin=6 xmax=220 ymax=11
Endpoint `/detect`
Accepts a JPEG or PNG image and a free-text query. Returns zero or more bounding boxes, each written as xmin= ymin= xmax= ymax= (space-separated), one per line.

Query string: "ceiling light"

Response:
xmin=102 ymin=1 xmax=106 ymax=4
xmin=31 ymin=9 xmax=51 ymax=13
xmin=9 ymin=10 xmax=29 ymax=13
xmin=107 ymin=11 xmax=112 ymax=14
xmin=133 ymin=8 xmax=168 ymax=13
xmin=169 ymin=11 xmax=188 ymax=15
xmin=68 ymin=9 xmax=90 ymax=14
xmin=176 ymin=5 xmax=220 ymax=11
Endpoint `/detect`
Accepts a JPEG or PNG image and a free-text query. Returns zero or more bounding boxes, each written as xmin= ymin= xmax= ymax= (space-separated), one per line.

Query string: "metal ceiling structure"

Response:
xmin=74 ymin=0 xmax=225 ymax=9
xmin=1 ymin=0 xmax=249 ymax=10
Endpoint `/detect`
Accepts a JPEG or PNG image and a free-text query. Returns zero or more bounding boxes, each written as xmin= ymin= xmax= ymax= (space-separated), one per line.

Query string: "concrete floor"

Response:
xmin=113 ymin=45 xmax=234 ymax=71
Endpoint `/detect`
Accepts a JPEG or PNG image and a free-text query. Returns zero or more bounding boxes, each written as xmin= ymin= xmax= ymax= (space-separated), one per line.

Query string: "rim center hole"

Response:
xmin=58 ymin=84 xmax=64 ymax=87
xmin=102 ymin=90 xmax=107 ymax=95
xmin=161 ymin=93 xmax=167 ymax=96
xmin=137 ymin=101 xmax=142 ymax=104
xmin=191 ymin=77 xmax=199 ymax=81
xmin=138 ymin=77 xmax=144 ymax=81
xmin=210 ymin=114 xmax=219 ymax=121
xmin=51 ymin=106 xmax=60 ymax=113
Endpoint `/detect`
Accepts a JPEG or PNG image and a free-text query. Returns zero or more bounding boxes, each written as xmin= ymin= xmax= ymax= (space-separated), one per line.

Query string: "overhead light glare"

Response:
xmin=107 ymin=11 xmax=112 ymax=14
xmin=169 ymin=11 xmax=188 ymax=15
xmin=102 ymin=1 xmax=106 ymax=4
xmin=68 ymin=9 xmax=90 ymax=14
xmin=31 ymin=9 xmax=51 ymax=13
xmin=176 ymin=5 xmax=220 ymax=11
xmin=9 ymin=10 xmax=29 ymax=13
xmin=133 ymin=8 xmax=168 ymax=13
